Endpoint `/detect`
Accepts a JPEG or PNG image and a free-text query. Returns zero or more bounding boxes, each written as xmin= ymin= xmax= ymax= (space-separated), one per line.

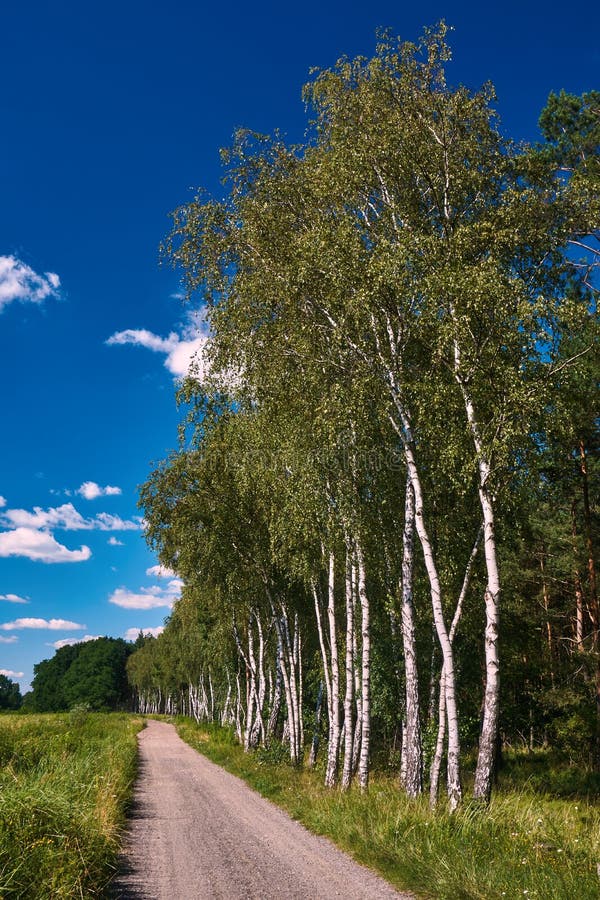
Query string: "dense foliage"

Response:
xmin=128 ymin=25 xmax=599 ymax=807
xmin=0 ymin=673 xmax=22 ymax=710
xmin=27 ymin=637 xmax=134 ymax=712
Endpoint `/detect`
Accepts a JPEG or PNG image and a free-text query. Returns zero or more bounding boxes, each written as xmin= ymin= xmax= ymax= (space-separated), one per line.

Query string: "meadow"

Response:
xmin=176 ymin=718 xmax=600 ymax=900
xmin=0 ymin=711 xmax=143 ymax=898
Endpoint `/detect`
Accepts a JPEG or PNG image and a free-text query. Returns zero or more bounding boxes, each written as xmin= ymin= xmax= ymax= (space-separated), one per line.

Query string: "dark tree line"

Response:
xmin=0 ymin=674 xmax=22 ymax=710
xmin=26 ymin=637 xmax=134 ymax=712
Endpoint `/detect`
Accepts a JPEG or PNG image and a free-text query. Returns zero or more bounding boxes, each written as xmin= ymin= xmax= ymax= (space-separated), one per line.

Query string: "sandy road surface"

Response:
xmin=111 ymin=719 xmax=411 ymax=899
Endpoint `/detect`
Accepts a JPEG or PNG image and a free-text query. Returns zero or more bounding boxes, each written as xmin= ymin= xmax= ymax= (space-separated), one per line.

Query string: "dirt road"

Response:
xmin=111 ymin=719 xmax=410 ymax=899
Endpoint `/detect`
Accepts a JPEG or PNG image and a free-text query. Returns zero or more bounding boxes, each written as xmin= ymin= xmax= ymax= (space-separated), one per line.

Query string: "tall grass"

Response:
xmin=176 ymin=719 xmax=600 ymax=900
xmin=0 ymin=711 xmax=143 ymax=898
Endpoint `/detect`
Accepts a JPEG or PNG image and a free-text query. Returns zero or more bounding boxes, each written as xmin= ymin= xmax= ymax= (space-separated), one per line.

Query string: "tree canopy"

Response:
xmin=28 ymin=638 xmax=134 ymax=712
xmin=127 ymin=24 xmax=599 ymax=807
xmin=0 ymin=674 xmax=22 ymax=711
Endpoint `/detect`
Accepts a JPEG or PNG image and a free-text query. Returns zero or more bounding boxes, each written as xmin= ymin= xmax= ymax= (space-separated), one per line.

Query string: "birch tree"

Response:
xmin=153 ymin=23 xmax=597 ymax=804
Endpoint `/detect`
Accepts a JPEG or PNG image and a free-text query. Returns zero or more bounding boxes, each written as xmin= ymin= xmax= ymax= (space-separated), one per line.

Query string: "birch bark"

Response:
xmin=342 ymin=546 xmax=356 ymax=789
xmin=430 ymin=526 xmax=482 ymax=806
xmin=453 ymin=359 xmax=501 ymax=803
xmin=312 ymin=580 xmax=334 ymax=767
xmin=351 ymin=563 xmax=363 ymax=774
xmin=274 ymin=613 xmax=298 ymax=764
xmin=399 ymin=477 xmax=423 ymax=797
xmin=355 ymin=539 xmax=371 ymax=790
xmin=391 ymin=393 xmax=462 ymax=810
xmin=325 ymin=551 xmax=341 ymax=786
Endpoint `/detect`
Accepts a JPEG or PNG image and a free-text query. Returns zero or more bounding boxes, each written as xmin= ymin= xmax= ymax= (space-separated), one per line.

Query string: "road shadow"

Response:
xmin=107 ymin=756 xmax=154 ymax=899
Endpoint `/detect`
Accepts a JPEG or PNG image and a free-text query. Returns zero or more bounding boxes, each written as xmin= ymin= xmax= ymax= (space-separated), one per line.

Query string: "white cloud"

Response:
xmin=94 ymin=512 xmax=141 ymax=531
xmin=0 ymin=255 xmax=61 ymax=312
xmin=0 ymin=669 xmax=24 ymax=678
xmin=0 ymin=496 xmax=6 ymax=508
xmin=165 ymin=336 xmax=207 ymax=378
xmin=77 ymin=481 xmax=122 ymax=500
xmin=106 ymin=317 xmax=208 ymax=379
xmin=109 ymin=589 xmax=170 ymax=610
xmin=146 ymin=564 xmax=175 ymax=579
xmin=0 ymin=593 xmax=29 ymax=604
xmin=1 ymin=503 xmax=141 ymax=532
xmin=2 ymin=503 xmax=87 ymax=530
xmin=0 ymin=528 xmax=91 ymax=563
xmin=124 ymin=626 xmax=165 ymax=641
xmin=0 ymin=635 xmax=18 ymax=644
xmin=109 ymin=578 xmax=182 ymax=610
xmin=0 ymin=617 xmax=86 ymax=631
xmin=47 ymin=634 xmax=101 ymax=650
xmin=108 ymin=536 xmax=124 ymax=546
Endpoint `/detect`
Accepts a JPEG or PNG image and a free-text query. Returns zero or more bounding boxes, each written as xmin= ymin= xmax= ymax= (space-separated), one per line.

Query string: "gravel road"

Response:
xmin=110 ymin=719 xmax=411 ymax=899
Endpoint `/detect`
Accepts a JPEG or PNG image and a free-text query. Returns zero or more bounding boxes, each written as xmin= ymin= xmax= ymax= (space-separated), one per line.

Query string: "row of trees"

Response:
xmin=26 ymin=637 xmax=134 ymax=712
xmin=128 ymin=26 xmax=599 ymax=807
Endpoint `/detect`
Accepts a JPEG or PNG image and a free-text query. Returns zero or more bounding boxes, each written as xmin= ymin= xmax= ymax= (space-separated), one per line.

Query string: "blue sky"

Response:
xmin=1 ymin=1 xmax=598 ymax=693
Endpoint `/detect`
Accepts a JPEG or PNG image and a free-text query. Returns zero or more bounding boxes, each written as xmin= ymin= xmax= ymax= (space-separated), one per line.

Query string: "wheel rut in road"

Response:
xmin=111 ymin=719 xmax=411 ymax=899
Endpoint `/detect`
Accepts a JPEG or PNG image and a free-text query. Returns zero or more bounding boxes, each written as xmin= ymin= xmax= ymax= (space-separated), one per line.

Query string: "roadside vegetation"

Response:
xmin=0 ymin=711 xmax=143 ymax=898
xmin=128 ymin=22 xmax=599 ymax=814
xmin=177 ymin=717 xmax=600 ymax=900
xmin=121 ymin=21 xmax=598 ymax=896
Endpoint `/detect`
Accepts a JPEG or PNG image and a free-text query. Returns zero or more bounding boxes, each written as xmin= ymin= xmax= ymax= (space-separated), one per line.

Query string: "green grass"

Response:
xmin=0 ymin=711 xmax=144 ymax=898
xmin=175 ymin=719 xmax=600 ymax=900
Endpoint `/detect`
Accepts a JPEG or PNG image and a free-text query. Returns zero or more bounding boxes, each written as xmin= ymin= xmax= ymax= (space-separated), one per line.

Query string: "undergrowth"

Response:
xmin=176 ymin=718 xmax=600 ymax=900
xmin=0 ymin=712 xmax=143 ymax=898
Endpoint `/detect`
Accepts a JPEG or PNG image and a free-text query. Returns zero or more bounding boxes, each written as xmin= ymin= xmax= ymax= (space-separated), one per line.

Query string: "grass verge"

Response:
xmin=175 ymin=719 xmax=600 ymax=900
xmin=0 ymin=711 xmax=144 ymax=898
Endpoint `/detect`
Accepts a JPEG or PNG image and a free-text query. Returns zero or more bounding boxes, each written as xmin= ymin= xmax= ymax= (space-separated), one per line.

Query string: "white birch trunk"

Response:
xmin=391 ymin=392 xmax=462 ymax=810
xmin=342 ymin=545 xmax=355 ymax=789
xmin=454 ymin=352 xmax=501 ymax=804
xmin=234 ymin=614 xmax=266 ymax=750
xmin=208 ymin=671 xmax=215 ymax=723
xmin=274 ymin=612 xmax=298 ymax=764
xmin=250 ymin=611 xmax=266 ymax=746
xmin=296 ymin=618 xmax=304 ymax=757
xmin=430 ymin=526 xmax=482 ymax=806
xmin=313 ymin=580 xmax=334 ymax=766
xmin=356 ymin=539 xmax=371 ymax=791
xmin=400 ymin=476 xmax=423 ymax=797
xmin=351 ymin=562 xmax=362 ymax=774
xmin=222 ymin=670 xmax=232 ymax=727
xmin=248 ymin=619 xmax=259 ymax=746
xmin=473 ymin=482 xmax=501 ymax=802
xmin=235 ymin=670 xmax=243 ymax=743
xmin=326 ymin=550 xmax=341 ymax=787
xmin=283 ymin=608 xmax=300 ymax=761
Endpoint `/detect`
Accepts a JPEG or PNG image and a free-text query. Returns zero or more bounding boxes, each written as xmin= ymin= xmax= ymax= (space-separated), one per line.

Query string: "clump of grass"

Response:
xmin=176 ymin=718 xmax=600 ymax=900
xmin=0 ymin=712 xmax=143 ymax=898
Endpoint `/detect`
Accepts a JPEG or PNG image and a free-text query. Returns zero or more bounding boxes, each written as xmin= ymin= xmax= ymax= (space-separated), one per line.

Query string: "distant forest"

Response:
xmin=0 ymin=674 xmax=22 ymax=710
xmin=24 ymin=637 xmax=134 ymax=712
